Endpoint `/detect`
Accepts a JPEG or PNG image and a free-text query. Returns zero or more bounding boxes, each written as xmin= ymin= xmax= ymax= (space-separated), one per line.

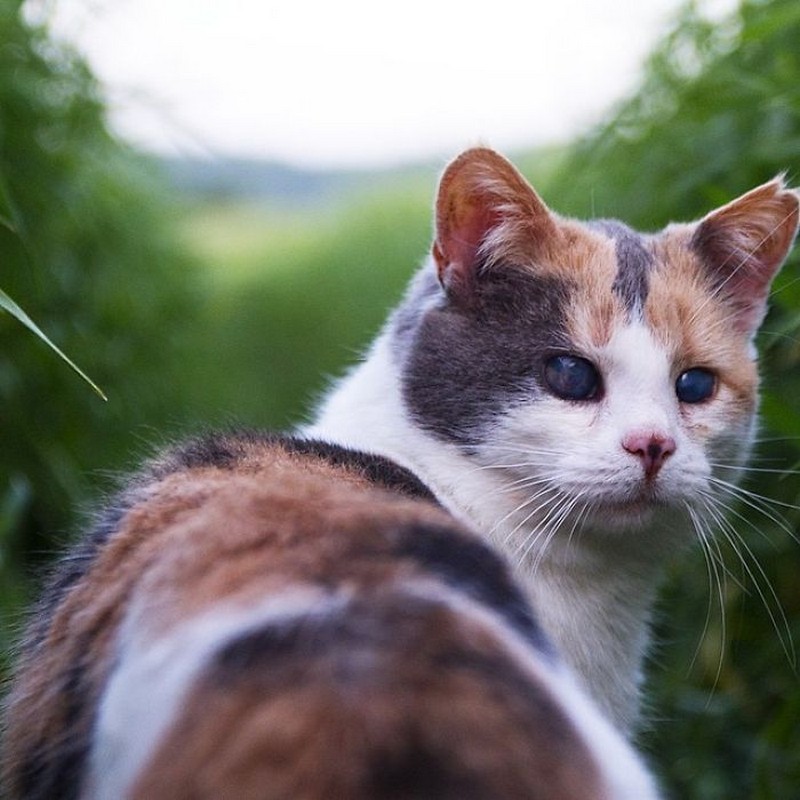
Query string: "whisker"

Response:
xmin=768 ymin=270 xmax=800 ymax=299
xmin=704 ymin=488 xmax=798 ymax=550
xmin=708 ymin=473 xmax=800 ymax=512
xmin=496 ymin=485 xmax=561 ymax=544
xmin=706 ymin=477 xmax=800 ymax=543
xmin=514 ymin=491 xmax=573 ymax=555
xmin=701 ymin=494 xmax=796 ymax=669
xmin=565 ymin=498 xmax=593 ymax=552
xmin=685 ymin=502 xmax=727 ymax=691
xmin=708 ymin=462 xmax=800 ymax=477
xmin=527 ymin=494 xmax=582 ymax=573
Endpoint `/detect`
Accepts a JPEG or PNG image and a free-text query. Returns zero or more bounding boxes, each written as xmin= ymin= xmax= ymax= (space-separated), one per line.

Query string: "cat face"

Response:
xmin=396 ymin=149 xmax=799 ymax=541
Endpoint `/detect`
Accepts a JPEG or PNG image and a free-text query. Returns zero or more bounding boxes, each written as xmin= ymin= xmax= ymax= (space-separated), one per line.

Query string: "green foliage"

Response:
xmin=0 ymin=0 xmax=201 ymax=643
xmin=546 ymin=1 xmax=800 ymax=797
xmin=177 ymin=184 xmax=432 ymax=430
xmin=0 ymin=284 xmax=106 ymax=400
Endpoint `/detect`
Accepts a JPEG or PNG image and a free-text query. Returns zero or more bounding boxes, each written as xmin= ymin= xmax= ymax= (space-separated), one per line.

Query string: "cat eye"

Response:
xmin=675 ymin=368 xmax=716 ymax=404
xmin=544 ymin=355 xmax=601 ymax=401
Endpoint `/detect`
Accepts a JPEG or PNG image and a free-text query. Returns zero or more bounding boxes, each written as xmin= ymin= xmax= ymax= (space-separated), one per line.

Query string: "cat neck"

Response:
xmin=520 ymin=544 xmax=660 ymax=731
xmin=305 ymin=330 xmax=673 ymax=733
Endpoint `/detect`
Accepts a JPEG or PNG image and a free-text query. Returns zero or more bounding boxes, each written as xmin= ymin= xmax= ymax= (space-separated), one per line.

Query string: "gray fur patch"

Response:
xmin=593 ymin=220 xmax=654 ymax=313
xmin=392 ymin=263 xmax=571 ymax=446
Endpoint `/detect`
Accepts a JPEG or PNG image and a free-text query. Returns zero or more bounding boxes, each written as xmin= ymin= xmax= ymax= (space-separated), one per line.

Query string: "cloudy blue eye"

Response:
xmin=544 ymin=355 xmax=601 ymax=401
xmin=675 ymin=368 xmax=716 ymax=403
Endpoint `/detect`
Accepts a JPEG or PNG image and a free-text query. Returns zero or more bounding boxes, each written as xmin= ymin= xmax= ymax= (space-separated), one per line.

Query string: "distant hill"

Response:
xmin=159 ymin=156 xmax=433 ymax=206
xmin=158 ymin=147 xmax=562 ymax=207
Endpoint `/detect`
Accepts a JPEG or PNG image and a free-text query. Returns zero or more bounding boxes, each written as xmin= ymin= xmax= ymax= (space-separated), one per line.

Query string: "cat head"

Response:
xmin=395 ymin=148 xmax=799 ymax=539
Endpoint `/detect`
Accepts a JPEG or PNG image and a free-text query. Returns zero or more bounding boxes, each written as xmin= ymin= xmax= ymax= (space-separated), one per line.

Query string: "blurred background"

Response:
xmin=1 ymin=0 xmax=799 ymax=797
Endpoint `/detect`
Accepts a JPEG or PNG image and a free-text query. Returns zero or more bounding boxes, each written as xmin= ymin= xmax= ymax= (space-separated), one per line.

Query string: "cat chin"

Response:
xmin=586 ymin=496 xmax=693 ymax=539
xmin=591 ymin=503 xmax=661 ymax=534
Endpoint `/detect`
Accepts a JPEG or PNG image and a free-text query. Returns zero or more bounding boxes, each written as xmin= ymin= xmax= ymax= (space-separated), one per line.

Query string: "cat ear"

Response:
xmin=692 ymin=176 xmax=800 ymax=334
xmin=433 ymin=147 xmax=557 ymax=302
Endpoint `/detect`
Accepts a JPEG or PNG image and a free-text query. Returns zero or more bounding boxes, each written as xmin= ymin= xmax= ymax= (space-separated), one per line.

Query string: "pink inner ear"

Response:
xmin=432 ymin=148 xmax=555 ymax=302
xmin=434 ymin=195 xmax=500 ymax=296
xmin=693 ymin=180 xmax=800 ymax=334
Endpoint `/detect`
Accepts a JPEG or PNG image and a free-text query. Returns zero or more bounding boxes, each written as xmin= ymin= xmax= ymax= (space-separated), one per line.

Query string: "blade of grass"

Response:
xmin=0 ymin=287 xmax=107 ymax=401
xmin=0 ymin=160 xmax=106 ymax=401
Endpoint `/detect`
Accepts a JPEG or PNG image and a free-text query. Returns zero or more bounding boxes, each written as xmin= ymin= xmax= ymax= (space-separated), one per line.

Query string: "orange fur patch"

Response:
xmin=551 ymin=219 xmax=626 ymax=349
xmin=489 ymin=215 xmax=627 ymax=350
xmin=647 ymin=226 xmax=758 ymax=410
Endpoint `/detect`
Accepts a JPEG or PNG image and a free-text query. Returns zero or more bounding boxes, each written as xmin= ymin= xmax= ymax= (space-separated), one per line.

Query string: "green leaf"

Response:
xmin=0 ymin=287 xmax=107 ymax=401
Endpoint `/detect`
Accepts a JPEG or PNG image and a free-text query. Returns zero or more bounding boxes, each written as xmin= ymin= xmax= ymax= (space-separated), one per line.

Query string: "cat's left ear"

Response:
xmin=692 ymin=176 xmax=800 ymax=334
xmin=433 ymin=147 xmax=557 ymax=303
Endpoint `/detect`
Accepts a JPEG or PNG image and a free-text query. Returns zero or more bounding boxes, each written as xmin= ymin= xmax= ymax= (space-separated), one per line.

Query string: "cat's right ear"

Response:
xmin=692 ymin=176 xmax=800 ymax=335
xmin=433 ymin=148 xmax=556 ymax=303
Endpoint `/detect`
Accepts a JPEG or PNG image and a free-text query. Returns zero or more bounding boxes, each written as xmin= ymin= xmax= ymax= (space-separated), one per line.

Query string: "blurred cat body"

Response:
xmin=308 ymin=148 xmax=799 ymax=731
xmin=3 ymin=434 xmax=657 ymax=799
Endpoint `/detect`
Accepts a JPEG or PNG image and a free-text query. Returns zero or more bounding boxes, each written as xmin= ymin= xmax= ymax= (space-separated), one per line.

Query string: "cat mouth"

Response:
xmin=583 ymin=496 xmax=663 ymax=533
xmin=603 ymin=497 xmax=658 ymax=514
xmin=593 ymin=485 xmax=672 ymax=516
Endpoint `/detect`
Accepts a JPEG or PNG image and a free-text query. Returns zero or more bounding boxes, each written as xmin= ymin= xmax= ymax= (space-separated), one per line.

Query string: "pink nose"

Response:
xmin=622 ymin=433 xmax=676 ymax=480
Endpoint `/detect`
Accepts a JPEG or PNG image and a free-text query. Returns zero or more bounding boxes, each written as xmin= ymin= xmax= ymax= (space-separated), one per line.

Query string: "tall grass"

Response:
xmin=0 ymin=1 xmax=201 ymax=652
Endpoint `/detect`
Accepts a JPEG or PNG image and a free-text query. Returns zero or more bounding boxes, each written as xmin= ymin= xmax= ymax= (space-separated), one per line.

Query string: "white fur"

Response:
xmin=87 ymin=588 xmax=338 ymax=799
xmin=305 ymin=317 xmax=755 ymax=733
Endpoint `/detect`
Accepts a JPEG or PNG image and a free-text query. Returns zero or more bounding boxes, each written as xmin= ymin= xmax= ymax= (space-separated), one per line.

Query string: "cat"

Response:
xmin=305 ymin=147 xmax=800 ymax=733
xmin=3 ymin=147 xmax=796 ymax=800
xmin=2 ymin=434 xmax=658 ymax=799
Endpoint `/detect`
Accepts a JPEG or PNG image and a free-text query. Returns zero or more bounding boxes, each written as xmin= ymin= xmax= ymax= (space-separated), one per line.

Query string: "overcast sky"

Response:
xmin=44 ymin=0 xmax=733 ymax=169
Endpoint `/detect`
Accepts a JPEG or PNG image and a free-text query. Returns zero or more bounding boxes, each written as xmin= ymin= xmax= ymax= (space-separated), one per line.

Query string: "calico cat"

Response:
xmin=3 ymin=147 xmax=796 ymax=800
xmin=306 ymin=147 xmax=800 ymax=732
xmin=2 ymin=434 xmax=658 ymax=799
